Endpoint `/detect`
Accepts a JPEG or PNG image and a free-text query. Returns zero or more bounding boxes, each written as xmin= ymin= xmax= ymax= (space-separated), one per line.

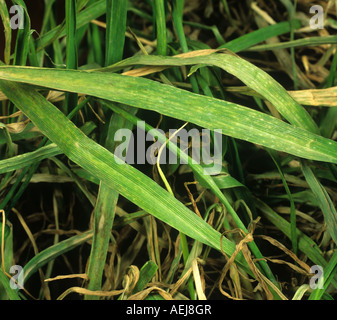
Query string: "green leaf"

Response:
xmin=153 ymin=0 xmax=167 ymax=56
xmin=0 ymin=0 xmax=12 ymax=65
xmin=201 ymin=173 xmax=245 ymax=190
xmin=0 ymin=58 xmax=336 ymax=164
xmin=302 ymin=162 xmax=337 ymax=245
xmin=0 ymin=269 xmax=20 ymax=300
xmin=12 ymin=0 xmax=31 ymax=67
xmin=132 ymin=261 xmax=158 ymax=294
xmin=65 ymin=0 xmax=78 ymax=114
xmin=105 ymin=0 xmax=127 ymax=66
xmin=220 ymin=20 xmax=303 ymax=53
xmin=22 ymin=231 xmax=93 ymax=286
xmin=109 ymin=53 xmax=319 ymax=133
xmin=268 ymin=149 xmax=297 ymax=254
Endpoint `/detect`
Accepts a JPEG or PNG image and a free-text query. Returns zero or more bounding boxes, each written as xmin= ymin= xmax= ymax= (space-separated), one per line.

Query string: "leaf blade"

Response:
xmin=0 ymin=65 xmax=335 ymax=164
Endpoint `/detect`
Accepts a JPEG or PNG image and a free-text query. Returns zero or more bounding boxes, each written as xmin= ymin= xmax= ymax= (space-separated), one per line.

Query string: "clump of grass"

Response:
xmin=0 ymin=0 xmax=336 ymax=300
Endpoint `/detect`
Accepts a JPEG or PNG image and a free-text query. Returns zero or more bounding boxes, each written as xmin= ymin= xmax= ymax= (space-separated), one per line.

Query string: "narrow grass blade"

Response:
xmin=12 ymin=0 xmax=31 ymax=67
xmin=302 ymin=162 xmax=337 ymax=245
xmin=183 ymin=21 xmax=225 ymax=46
xmin=105 ymin=0 xmax=127 ymax=66
xmin=85 ymin=182 xmax=118 ymax=300
xmin=171 ymin=0 xmax=188 ymax=52
xmin=65 ymin=0 xmax=78 ymax=113
xmin=268 ymin=149 xmax=297 ymax=254
xmin=248 ymin=35 xmax=337 ymax=51
xmin=0 ymin=0 xmax=12 ymax=65
xmin=89 ymin=23 xmax=104 ymax=67
xmin=199 ymin=174 xmax=245 ymax=189
xmin=325 ymin=51 xmax=337 ymax=88
xmin=171 ymin=0 xmax=199 ymax=94
xmin=132 ymin=261 xmax=158 ymax=294
xmin=21 ymin=231 xmax=93 ymax=287
xmin=0 ymin=269 xmax=20 ymax=300
xmin=282 ymin=0 xmax=298 ymax=89
xmin=0 ymin=122 xmax=15 ymax=157
xmin=220 ymin=20 xmax=302 ymax=53
xmin=153 ymin=0 xmax=167 ymax=56
xmin=320 ymin=107 xmax=337 ymax=138
xmin=292 ymin=284 xmax=310 ymax=300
